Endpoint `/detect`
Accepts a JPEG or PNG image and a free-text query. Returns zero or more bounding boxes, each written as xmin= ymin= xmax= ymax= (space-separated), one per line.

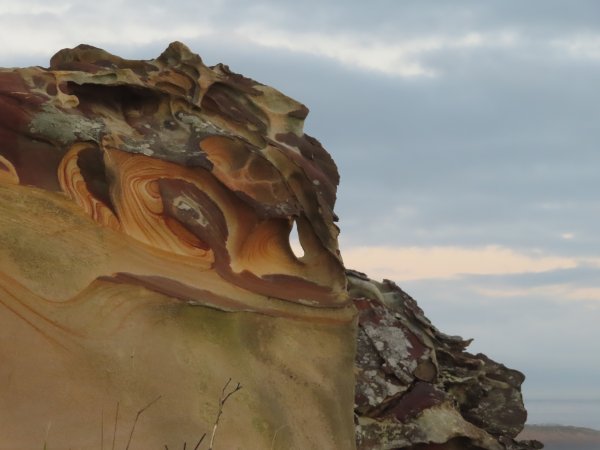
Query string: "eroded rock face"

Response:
xmin=0 ymin=42 xmax=355 ymax=449
xmin=0 ymin=42 xmax=540 ymax=450
xmin=1 ymin=41 xmax=346 ymax=309
xmin=349 ymin=270 xmax=543 ymax=450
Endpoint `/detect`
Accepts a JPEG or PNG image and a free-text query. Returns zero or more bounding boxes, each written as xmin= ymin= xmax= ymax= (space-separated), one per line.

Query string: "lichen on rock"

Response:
xmin=0 ymin=42 xmax=541 ymax=449
xmin=0 ymin=42 xmax=355 ymax=449
xmin=350 ymin=270 xmax=543 ymax=450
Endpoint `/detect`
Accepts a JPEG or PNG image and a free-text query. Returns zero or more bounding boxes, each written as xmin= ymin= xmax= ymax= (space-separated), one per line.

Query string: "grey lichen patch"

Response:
xmin=363 ymin=323 xmax=416 ymax=384
xmin=176 ymin=110 xmax=228 ymax=136
xmin=356 ymin=416 xmax=425 ymax=449
xmin=113 ymin=120 xmax=213 ymax=167
xmin=29 ymin=105 xmax=104 ymax=145
xmin=120 ymin=137 xmax=158 ymax=157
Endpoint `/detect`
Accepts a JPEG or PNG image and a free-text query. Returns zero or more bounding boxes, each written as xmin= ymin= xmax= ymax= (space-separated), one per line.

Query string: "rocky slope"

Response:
xmin=349 ymin=271 xmax=542 ymax=450
xmin=0 ymin=42 xmax=540 ymax=449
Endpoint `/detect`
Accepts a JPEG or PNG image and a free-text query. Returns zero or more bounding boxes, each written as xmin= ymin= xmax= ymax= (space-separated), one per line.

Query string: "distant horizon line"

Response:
xmin=526 ymin=397 xmax=600 ymax=403
xmin=524 ymin=423 xmax=600 ymax=432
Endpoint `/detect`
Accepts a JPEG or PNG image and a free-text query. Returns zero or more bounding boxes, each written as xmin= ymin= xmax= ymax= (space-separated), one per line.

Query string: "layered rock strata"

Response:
xmin=0 ymin=42 xmax=355 ymax=449
xmin=0 ymin=42 xmax=540 ymax=450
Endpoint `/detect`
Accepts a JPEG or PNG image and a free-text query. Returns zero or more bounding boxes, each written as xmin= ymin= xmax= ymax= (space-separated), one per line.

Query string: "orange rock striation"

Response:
xmin=0 ymin=41 xmax=346 ymax=313
xmin=0 ymin=42 xmax=355 ymax=449
xmin=0 ymin=42 xmax=540 ymax=450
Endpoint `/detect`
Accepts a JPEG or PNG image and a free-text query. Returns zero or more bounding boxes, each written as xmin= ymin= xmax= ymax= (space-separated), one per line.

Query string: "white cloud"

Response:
xmin=233 ymin=27 xmax=520 ymax=78
xmin=234 ymin=28 xmax=436 ymax=77
xmin=0 ymin=12 xmax=215 ymax=62
xmin=473 ymin=284 xmax=600 ymax=306
xmin=553 ymin=33 xmax=600 ymax=60
xmin=0 ymin=0 xmax=71 ymax=15
xmin=342 ymin=245 xmax=578 ymax=281
xmin=0 ymin=2 xmax=534 ymax=80
xmin=566 ymin=287 xmax=600 ymax=303
xmin=0 ymin=1 xmax=523 ymax=78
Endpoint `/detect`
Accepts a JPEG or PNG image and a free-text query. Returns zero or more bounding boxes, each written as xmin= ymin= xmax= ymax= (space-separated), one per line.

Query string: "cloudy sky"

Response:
xmin=2 ymin=0 xmax=600 ymax=428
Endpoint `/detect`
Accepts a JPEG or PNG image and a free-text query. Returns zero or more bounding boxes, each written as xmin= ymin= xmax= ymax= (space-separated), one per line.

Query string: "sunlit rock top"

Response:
xmin=0 ymin=41 xmax=346 ymax=312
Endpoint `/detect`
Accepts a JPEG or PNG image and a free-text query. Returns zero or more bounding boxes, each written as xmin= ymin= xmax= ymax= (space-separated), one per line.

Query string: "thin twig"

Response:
xmin=111 ymin=402 xmax=119 ymax=450
xmin=193 ymin=433 xmax=206 ymax=450
xmin=208 ymin=378 xmax=242 ymax=450
xmin=44 ymin=421 xmax=52 ymax=449
xmin=124 ymin=395 xmax=162 ymax=450
xmin=101 ymin=408 xmax=104 ymax=450
xmin=270 ymin=425 xmax=288 ymax=450
xmin=183 ymin=443 xmax=187 ymax=450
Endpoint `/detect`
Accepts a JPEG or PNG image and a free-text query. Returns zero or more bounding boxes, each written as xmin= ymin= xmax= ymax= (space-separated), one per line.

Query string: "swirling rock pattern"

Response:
xmin=0 ymin=43 xmax=539 ymax=449
xmin=0 ymin=43 xmax=355 ymax=449
xmin=1 ymin=41 xmax=345 ymax=309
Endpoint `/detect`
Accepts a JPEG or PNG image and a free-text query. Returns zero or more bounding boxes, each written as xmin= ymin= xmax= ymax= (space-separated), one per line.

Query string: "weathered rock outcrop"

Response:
xmin=0 ymin=42 xmax=355 ymax=449
xmin=349 ymin=271 xmax=543 ymax=449
xmin=0 ymin=42 xmax=541 ymax=449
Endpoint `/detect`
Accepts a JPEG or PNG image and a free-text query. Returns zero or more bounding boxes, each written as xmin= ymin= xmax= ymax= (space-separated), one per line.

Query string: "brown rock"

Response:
xmin=350 ymin=272 xmax=543 ymax=450
xmin=0 ymin=42 xmax=355 ymax=449
xmin=0 ymin=42 xmax=541 ymax=450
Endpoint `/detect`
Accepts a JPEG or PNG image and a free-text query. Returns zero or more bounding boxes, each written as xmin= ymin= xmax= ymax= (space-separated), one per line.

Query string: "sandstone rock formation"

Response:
xmin=0 ymin=42 xmax=355 ymax=449
xmin=0 ymin=42 xmax=540 ymax=449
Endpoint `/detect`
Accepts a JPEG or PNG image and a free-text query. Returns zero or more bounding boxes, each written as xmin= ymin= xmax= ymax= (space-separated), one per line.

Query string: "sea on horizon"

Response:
xmin=525 ymin=398 xmax=600 ymax=430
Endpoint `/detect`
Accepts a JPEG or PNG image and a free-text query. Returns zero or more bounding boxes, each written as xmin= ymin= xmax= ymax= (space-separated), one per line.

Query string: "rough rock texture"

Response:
xmin=349 ymin=270 xmax=543 ymax=450
xmin=0 ymin=42 xmax=355 ymax=449
xmin=0 ymin=42 xmax=541 ymax=450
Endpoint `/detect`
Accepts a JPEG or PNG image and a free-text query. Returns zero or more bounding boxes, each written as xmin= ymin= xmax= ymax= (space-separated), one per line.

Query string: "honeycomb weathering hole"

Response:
xmin=289 ymin=219 xmax=305 ymax=259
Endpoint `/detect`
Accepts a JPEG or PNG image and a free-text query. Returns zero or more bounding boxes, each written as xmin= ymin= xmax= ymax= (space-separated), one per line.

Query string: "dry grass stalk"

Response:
xmin=208 ymin=378 xmax=242 ymax=450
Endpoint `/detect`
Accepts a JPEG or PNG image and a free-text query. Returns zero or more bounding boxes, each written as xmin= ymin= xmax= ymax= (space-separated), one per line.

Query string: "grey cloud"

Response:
xmin=176 ymin=0 xmax=600 ymax=40
xmin=399 ymin=273 xmax=600 ymax=419
xmin=451 ymin=267 xmax=600 ymax=288
xmin=186 ymin=37 xmax=600 ymax=257
xmin=6 ymin=17 xmax=599 ymax=256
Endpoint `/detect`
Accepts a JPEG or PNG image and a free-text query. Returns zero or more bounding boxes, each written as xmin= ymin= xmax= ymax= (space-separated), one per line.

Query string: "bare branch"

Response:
xmin=193 ymin=433 xmax=206 ymax=450
xmin=111 ymin=402 xmax=119 ymax=450
xmin=221 ymin=383 xmax=242 ymax=406
xmin=101 ymin=408 xmax=104 ymax=450
xmin=220 ymin=378 xmax=232 ymax=399
xmin=124 ymin=395 xmax=162 ymax=450
xmin=208 ymin=379 xmax=242 ymax=450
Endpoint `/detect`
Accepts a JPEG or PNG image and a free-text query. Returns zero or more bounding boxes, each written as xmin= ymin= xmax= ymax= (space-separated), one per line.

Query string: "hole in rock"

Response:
xmin=66 ymin=82 xmax=160 ymax=120
xmin=289 ymin=219 xmax=305 ymax=259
